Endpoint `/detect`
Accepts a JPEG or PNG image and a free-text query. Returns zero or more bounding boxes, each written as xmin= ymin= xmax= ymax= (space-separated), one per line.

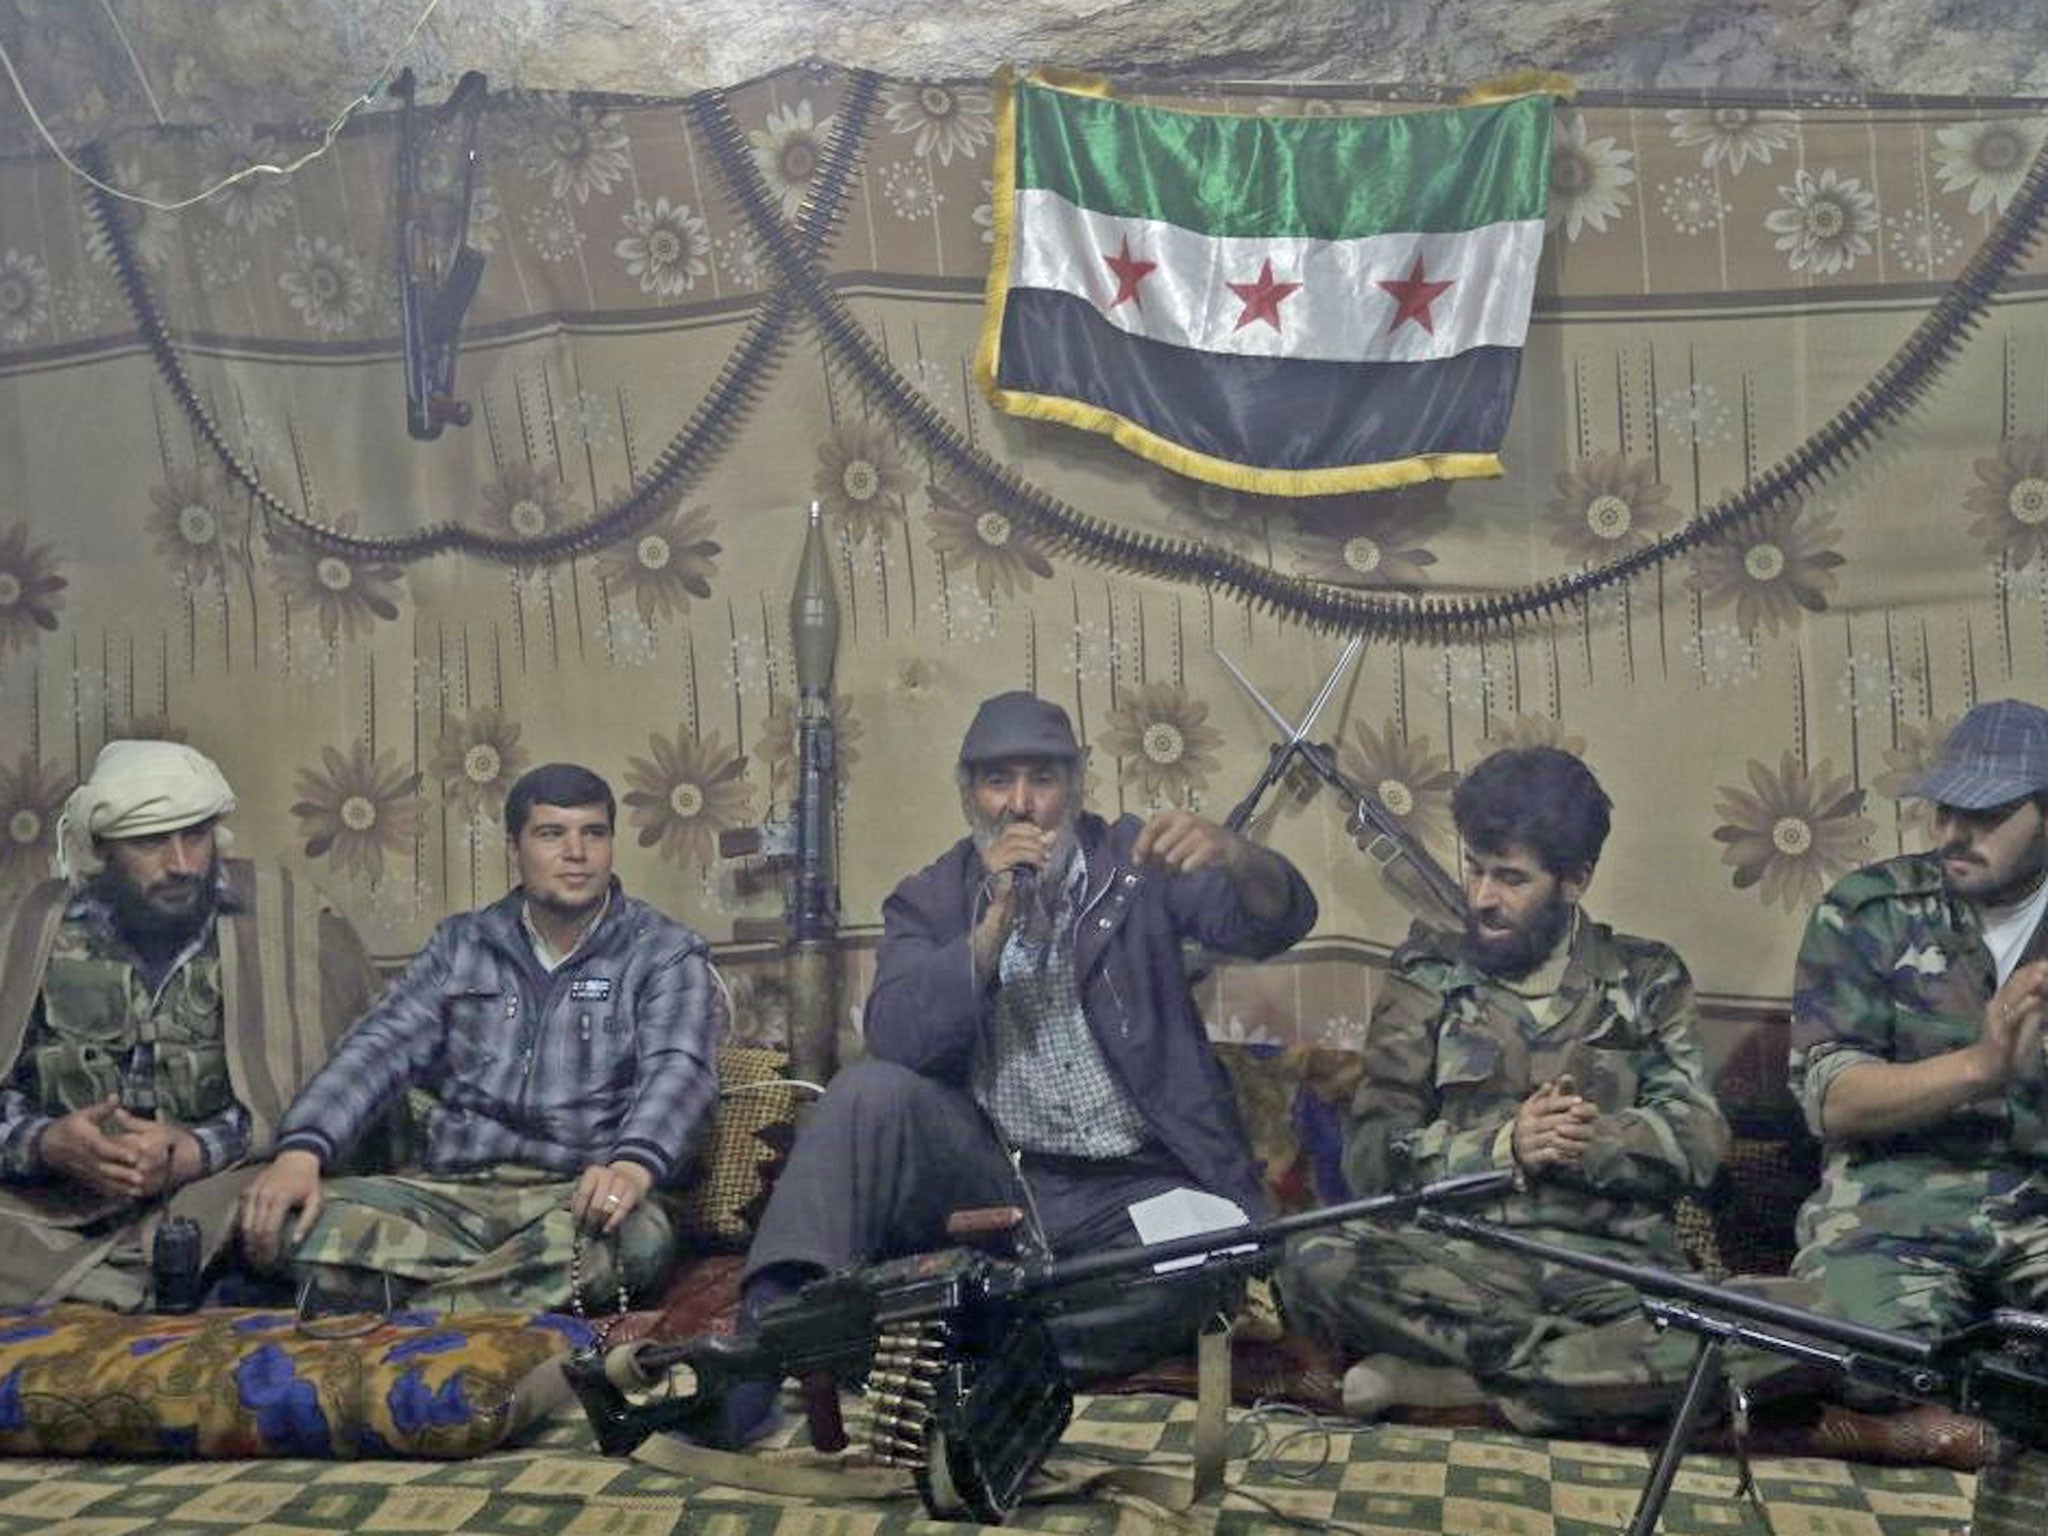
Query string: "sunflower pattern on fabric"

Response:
xmin=291 ymin=742 xmax=426 ymax=884
xmin=623 ymin=728 xmax=755 ymax=870
xmin=1873 ymin=717 xmax=1960 ymax=848
xmin=1712 ymin=753 xmax=1874 ymax=913
xmin=0 ymin=523 xmax=66 ymax=656
xmin=0 ymin=753 xmax=67 ymax=887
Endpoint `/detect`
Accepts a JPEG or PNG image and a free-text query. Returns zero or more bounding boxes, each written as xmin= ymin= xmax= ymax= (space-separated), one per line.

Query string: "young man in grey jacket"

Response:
xmin=236 ymin=763 xmax=720 ymax=1313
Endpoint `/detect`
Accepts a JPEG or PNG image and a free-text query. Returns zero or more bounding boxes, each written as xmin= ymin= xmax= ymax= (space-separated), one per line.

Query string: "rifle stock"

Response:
xmin=1298 ymin=741 xmax=1467 ymax=934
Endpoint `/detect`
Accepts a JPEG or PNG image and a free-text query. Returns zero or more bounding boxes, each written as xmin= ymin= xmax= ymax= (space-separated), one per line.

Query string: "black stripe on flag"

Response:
xmin=997 ymin=286 xmax=1522 ymax=474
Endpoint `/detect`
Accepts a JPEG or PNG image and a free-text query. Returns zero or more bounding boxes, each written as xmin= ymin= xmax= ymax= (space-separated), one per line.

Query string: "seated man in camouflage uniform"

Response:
xmin=236 ymin=763 xmax=720 ymax=1314
xmin=1280 ymin=747 xmax=1731 ymax=1432
xmin=1790 ymin=699 xmax=2048 ymax=1336
xmin=0 ymin=739 xmax=378 ymax=1309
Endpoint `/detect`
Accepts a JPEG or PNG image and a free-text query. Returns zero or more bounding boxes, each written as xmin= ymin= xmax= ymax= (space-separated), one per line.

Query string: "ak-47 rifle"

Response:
xmin=1421 ymin=1208 xmax=2048 ymax=1536
xmin=392 ymin=68 xmax=487 ymax=441
xmin=1214 ymin=640 xmax=1466 ymax=935
xmin=567 ymin=1168 xmax=1513 ymax=1524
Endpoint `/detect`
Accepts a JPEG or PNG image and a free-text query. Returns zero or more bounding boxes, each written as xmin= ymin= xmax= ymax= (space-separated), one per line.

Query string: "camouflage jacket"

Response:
xmin=0 ymin=861 xmax=380 ymax=1213
xmin=0 ymin=881 xmax=245 ymax=1180
xmin=1790 ymin=852 xmax=2048 ymax=1164
xmin=1346 ymin=916 xmax=1729 ymax=1254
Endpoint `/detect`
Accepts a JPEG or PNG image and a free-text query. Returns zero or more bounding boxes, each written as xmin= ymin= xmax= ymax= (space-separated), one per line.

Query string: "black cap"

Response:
xmin=958 ymin=691 xmax=1082 ymax=765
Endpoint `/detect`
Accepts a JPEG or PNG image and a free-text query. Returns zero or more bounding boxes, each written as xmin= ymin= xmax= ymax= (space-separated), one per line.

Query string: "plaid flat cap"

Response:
xmin=1904 ymin=699 xmax=2048 ymax=808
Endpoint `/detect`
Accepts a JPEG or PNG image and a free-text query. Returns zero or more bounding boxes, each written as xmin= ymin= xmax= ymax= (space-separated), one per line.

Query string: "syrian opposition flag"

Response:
xmin=974 ymin=75 xmax=1552 ymax=496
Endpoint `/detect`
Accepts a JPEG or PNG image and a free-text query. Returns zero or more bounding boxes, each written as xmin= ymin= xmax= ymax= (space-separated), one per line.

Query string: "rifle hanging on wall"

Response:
xmin=391 ymin=67 xmax=487 ymax=441
xmin=1214 ymin=637 xmax=1466 ymax=934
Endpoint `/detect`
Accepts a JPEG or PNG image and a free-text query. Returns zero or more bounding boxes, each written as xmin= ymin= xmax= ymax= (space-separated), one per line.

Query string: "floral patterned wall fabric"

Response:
xmin=2 ymin=66 xmax=2048 ymax=1131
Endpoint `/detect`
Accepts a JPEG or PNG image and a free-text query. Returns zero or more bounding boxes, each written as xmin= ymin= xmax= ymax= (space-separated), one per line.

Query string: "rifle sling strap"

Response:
xmin=626 ymin=1324 xmax=1231 ymax=1516
xmin=1044 ymin=1320 xmax=1232 ymax=1522
xmin=628 ymin=1436 xmax=916 ymax=1501
xmin=1192 ymin=1317 xmax=1230 ymax=1500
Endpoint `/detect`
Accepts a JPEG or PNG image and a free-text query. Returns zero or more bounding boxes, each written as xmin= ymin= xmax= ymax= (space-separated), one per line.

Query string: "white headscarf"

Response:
xmin=55 ymin=740 xmax=237 ymax=883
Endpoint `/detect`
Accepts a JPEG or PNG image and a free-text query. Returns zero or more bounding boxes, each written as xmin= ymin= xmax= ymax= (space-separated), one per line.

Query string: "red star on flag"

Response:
xmin=1101 ymin=236 xmax=1158 ymax=312
xmin=1226 ymin=258 xmax=1301 ymax=332
xmin=1376 ymin=255 xmax=1455 ymax=336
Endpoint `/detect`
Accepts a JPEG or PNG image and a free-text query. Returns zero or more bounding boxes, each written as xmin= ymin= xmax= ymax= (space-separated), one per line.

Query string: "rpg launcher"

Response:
xmin=568 ymin=1168 xmax=1514 ymax=1525
xmin=783 ymin=501 xmax=841 ymax=1090
xmin=1422 ymin=1209 xmax=2048 ymax=1536
xmin=718 ymin=503 xmax=842 ymax=1089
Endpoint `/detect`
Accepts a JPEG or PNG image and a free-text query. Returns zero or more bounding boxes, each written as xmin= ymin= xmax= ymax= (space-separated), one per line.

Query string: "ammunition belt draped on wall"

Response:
xmin=88 ymin=70 xmax=2048 ymax=642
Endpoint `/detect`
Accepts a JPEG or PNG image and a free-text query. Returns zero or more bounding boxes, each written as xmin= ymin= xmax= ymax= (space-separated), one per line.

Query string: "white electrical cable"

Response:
xmin=706 ymin=958 xmax=828 ymax=1099
xmin=94 ymin=0 xmax=165 ymax=125
xmin=0 ymin=0 xmax=449 ymax=213
xmin=707 ymin=955 xmax=737 ymax=1035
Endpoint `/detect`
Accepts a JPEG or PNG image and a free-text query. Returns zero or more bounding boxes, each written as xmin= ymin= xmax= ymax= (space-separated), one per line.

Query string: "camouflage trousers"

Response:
xmin=1278 ymin=1221 xmax=1734 ymax=1433
xmin=1791 ymin=1155 xmax=2048 ymax=1334
xmin=281 ymin=1165 xmax=680 ymax=1315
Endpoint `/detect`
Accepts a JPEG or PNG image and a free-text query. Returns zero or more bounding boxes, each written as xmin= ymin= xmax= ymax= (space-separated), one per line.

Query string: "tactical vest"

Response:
xmin=28 ymin=916 xmax=233 ymax=1123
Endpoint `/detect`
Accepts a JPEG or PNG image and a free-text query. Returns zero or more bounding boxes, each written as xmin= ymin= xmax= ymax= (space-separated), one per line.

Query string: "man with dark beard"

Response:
xmin=709 ymin=691 xmax=1316 ymax=1444
xmin=0 ymin=740 xmax=379 ymax=1308
xmin=1279 ymin=746 xmax=1731 ymax=1433
xmin=1788 ymin=699 xmax=2048 ymax=1335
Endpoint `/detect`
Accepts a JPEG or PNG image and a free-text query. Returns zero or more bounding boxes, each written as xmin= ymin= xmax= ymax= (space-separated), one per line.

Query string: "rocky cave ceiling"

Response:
xmin=0 ymin=0 xmax=2044 ymax=161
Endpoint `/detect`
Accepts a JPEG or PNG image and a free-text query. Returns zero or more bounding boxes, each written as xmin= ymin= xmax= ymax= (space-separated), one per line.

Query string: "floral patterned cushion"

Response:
xmin=0 ymin=1304 xmax=592 ymax=1458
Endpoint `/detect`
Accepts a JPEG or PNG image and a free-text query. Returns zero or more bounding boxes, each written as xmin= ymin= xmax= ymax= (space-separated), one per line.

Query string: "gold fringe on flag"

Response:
xmin=1460 ymin=70 xmax=1577 ymax=105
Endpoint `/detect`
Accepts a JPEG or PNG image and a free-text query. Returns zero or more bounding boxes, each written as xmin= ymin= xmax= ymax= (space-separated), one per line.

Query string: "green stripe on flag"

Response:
xmin=1013 ymin=81 xmax=1552 ymax=240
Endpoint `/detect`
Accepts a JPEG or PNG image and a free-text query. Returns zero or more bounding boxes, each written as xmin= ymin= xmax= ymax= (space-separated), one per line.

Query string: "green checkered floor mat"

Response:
xmin=0 ymin=1394 xmax=1977 ymax=1535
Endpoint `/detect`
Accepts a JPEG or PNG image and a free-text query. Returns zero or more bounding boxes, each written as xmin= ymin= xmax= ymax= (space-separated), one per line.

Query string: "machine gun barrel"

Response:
xmin=1421 ymin=1210 xmax=1931 ymax=1364
xmin=1422 ymin=1208 xmax=2048 ymax=1451
xmin=1421 ymin=1203 xmax=2048 ymax=1536
xmin=1004 ymin=1168 xmax=1513 ymax=1300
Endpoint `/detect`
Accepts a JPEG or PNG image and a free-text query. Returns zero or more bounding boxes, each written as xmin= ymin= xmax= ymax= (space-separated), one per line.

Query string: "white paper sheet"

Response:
xmin=1126 ymin=1187 xmax=1255 ymax=1273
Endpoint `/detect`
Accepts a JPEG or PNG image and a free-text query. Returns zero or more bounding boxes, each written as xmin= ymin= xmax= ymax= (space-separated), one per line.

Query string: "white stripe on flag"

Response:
xmin=1008 ymin=187 xmax=1543 ymax=364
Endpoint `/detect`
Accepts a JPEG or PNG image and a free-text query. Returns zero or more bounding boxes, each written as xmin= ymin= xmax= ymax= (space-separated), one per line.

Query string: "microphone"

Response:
xmin=1008 ymin=863 xmax=1037 ymax=905
xmin=1008 ymin=861 xmax=1049 ymax=954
